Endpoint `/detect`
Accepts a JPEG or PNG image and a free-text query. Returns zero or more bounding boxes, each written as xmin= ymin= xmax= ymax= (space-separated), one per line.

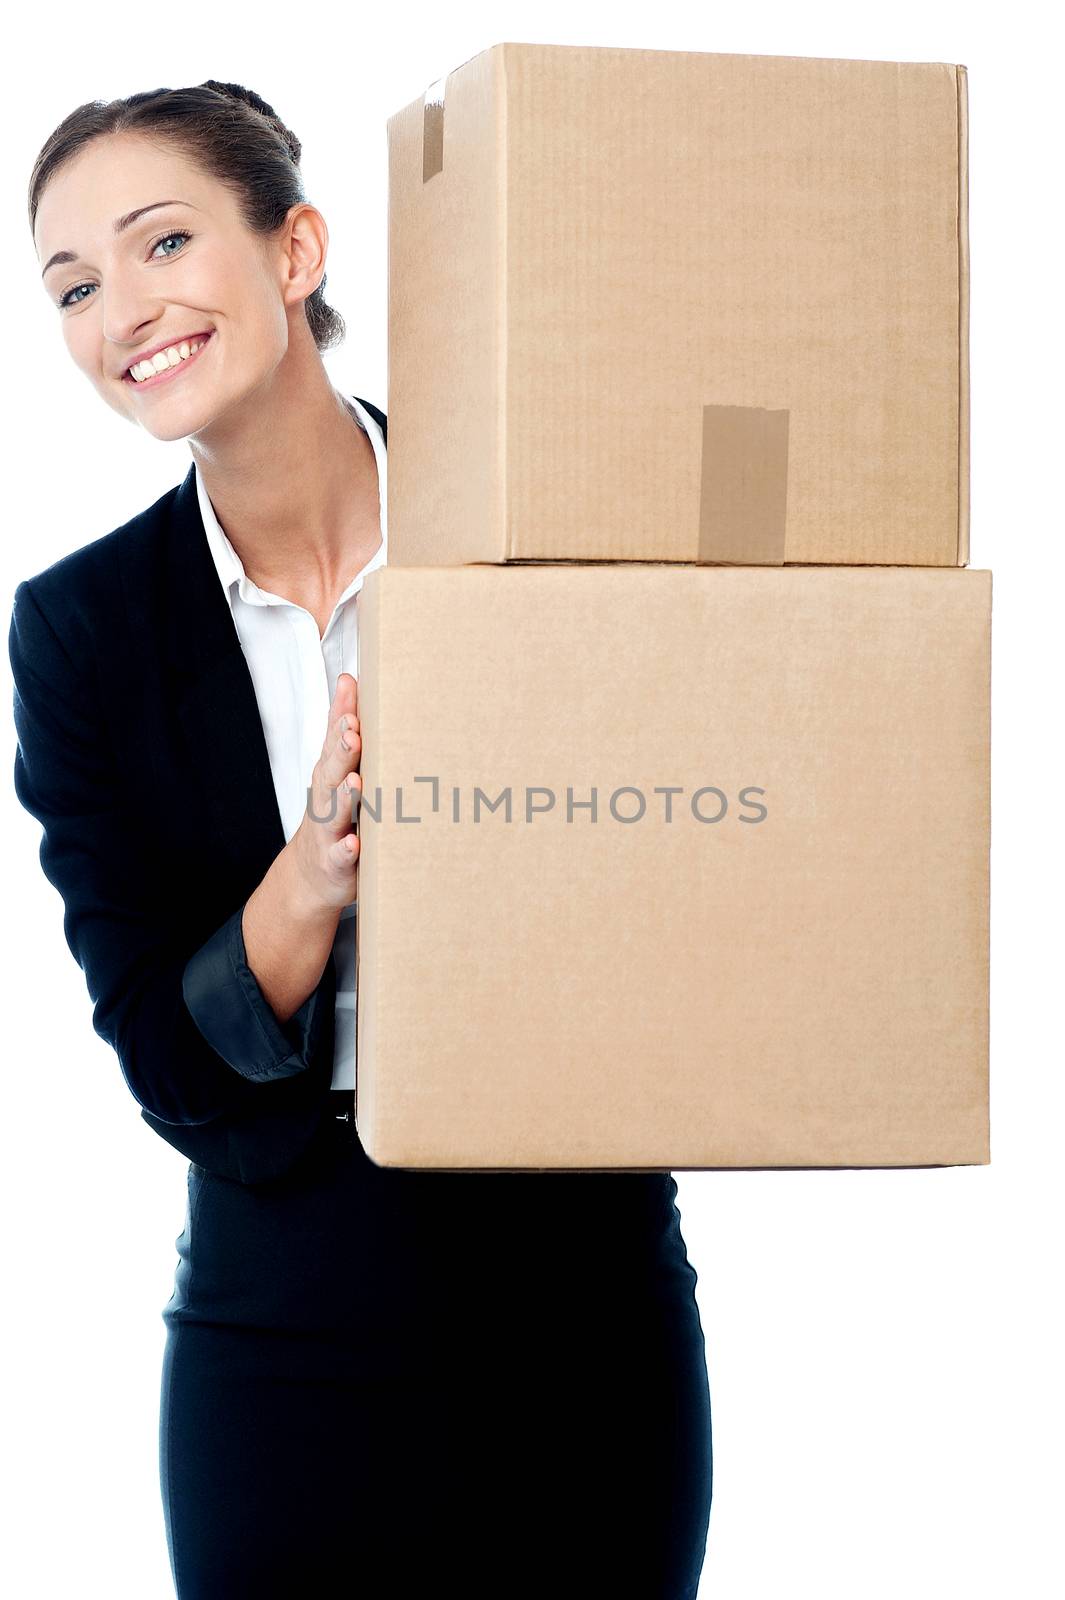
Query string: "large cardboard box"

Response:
xmin=388 ymin=42 xmax=969 ymax=568
xmin=353 ymin=565 xmax=991 ymax=1171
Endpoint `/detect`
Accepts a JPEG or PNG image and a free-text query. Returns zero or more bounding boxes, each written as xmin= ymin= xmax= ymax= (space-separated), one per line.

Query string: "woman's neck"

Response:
xmin=188 ymin=354 xmax=382 ymax=633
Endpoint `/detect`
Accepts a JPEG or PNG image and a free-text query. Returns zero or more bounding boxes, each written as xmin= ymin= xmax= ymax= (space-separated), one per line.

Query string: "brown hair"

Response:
xmin=28 ymin=80 xmax=345 ymax=352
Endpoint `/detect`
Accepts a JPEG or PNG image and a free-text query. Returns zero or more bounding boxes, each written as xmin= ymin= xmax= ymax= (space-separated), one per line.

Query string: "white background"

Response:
xmin=2 ymin=4 xmax=1061 ymax=1596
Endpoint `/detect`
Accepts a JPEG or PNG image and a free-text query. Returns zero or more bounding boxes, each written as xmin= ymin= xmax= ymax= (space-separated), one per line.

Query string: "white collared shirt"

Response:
xmin=194 ymin=393 xmax=386 ymax=1092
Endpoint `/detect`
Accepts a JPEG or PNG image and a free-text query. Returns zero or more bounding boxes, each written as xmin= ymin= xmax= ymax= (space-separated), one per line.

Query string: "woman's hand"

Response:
xmin=286 ymin=672 xmax=363 ymax=914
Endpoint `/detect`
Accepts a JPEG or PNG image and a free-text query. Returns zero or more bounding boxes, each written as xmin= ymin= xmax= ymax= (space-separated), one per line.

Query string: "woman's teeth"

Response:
xmin=128 ymin=337 xmax=209 ymax=383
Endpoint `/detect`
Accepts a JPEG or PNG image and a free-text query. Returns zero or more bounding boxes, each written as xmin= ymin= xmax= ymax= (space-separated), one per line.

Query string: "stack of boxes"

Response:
xmin=354 ymin=43 xmax=990 ymax=1173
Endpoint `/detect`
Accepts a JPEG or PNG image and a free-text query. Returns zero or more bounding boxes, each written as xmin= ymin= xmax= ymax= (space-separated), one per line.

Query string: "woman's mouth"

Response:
xmin=123 ymin=331 xmax=215 ymax=390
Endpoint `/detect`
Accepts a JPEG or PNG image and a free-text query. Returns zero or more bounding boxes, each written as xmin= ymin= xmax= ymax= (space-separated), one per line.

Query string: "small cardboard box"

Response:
xmin=388 ymin=42 xmax=969 ymax=567
xmin=353 ymin=565 xmax=991 ymax=1171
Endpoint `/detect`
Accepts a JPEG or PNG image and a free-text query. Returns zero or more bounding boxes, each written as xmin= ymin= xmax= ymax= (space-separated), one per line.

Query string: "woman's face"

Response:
xmin=34 ymin=132 xmax=319 ymax=442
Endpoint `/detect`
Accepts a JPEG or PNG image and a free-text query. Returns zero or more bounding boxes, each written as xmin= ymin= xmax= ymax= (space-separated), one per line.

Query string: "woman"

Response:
xmin=13 ymin=80 xmax=713 ymax=1598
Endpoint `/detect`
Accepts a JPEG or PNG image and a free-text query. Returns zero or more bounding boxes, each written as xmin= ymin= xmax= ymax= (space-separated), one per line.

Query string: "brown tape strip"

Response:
xmin=422 ymin=77 xmax=446 ymax=183
xmin=699 ymin=404 xmax=789 ymax=564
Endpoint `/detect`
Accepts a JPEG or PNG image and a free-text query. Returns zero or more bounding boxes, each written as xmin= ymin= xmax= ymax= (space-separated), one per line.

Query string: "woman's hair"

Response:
xmin=27 ymin=80 xmax=345 ymax=352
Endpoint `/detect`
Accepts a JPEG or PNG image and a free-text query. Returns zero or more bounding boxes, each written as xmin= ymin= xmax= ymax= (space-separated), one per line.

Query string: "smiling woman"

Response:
xmin=15 ymin=78 xmax=712 ymax=1600
xmin=29 ymin=83 xmax=349 ymax=457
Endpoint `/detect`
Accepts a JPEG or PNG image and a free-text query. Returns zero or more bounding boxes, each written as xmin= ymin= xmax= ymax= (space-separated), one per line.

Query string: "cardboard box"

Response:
xmin=388 ymin=42 xmax=969 ymax=567
xmin=353 ymin=565 xmax=991 ymax=1171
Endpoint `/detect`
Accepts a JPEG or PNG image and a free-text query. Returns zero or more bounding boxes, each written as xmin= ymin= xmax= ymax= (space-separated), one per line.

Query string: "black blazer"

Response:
xmin=9 ymin=397 xmax=387 ymax=1185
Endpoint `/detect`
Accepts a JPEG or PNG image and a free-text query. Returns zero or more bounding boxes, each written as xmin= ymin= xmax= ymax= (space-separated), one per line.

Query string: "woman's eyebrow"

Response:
xmin=41 ymin=199 xmax=201 ymax=279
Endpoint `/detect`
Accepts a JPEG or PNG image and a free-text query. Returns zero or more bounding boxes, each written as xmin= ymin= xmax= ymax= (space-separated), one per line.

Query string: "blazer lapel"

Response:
xmin=165 ymin=461 xmax=289 ymax=891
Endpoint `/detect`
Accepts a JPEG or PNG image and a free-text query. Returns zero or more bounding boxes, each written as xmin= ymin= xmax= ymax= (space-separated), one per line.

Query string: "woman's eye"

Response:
xmin=58 ymin=283 xmax=94 ymax=309
xmin=151 ymin=230 xmax=192 ymax=259
xmin=57 ymin=230 xmax=193 ymax=310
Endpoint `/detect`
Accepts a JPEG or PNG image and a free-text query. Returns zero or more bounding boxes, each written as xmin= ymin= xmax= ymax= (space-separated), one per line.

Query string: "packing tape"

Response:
xmin=423 ymin=75 xmax=447 ymax=182
xmin=699 ymin=404 xmax=790 ymax=564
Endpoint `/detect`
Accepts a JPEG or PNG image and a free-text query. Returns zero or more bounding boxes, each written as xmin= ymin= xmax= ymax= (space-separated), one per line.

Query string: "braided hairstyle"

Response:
xmin=28 ymin=80 xmax=345 ymax=352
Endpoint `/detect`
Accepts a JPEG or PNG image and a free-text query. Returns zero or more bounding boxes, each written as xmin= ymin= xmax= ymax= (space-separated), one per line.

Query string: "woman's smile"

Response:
xmin=122 ymin=328 xmax=215 ymax=390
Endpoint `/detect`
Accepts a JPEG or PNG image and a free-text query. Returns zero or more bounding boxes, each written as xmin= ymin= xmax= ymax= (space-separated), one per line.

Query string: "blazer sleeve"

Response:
xmin=8 ymin=576 xmax=336 ymax=1128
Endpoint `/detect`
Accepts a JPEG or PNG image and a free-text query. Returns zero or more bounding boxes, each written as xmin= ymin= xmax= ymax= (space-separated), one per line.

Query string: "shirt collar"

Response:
xmin=194 ymin=392 xmax=387 ymax=613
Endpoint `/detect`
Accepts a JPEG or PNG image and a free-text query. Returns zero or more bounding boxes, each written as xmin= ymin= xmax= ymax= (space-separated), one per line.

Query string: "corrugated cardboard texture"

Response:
xmin=388 ymin=43 xmax=969 ymax=567
xmin=355 ymin=566 xmax=991 ymax=1170
xmin=388 ymin=48 xmax=504 ymax=568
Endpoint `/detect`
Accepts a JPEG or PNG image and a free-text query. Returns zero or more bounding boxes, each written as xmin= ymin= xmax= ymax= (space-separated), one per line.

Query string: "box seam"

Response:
xmin=956 ymin=64 xmax=971 ymax=566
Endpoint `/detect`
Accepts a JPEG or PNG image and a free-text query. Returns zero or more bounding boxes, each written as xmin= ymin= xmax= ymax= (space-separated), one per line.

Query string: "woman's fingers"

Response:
xmin=310 ymin=674 xmax=362 ymax=833
xmin=321 ymin=673 xmax=359 ymax=760
xmin=323 ymin=719 xmax=361 ymax=805
xmin=331 ymin=832 xmax=360 ymax=869
xmin=309 ymin=746 xmax=361 ymax=836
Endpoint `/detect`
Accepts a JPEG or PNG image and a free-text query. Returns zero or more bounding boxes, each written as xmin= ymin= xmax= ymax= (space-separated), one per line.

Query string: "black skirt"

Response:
xmin=159 ymin=1093 xmax=713 ymax=1598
